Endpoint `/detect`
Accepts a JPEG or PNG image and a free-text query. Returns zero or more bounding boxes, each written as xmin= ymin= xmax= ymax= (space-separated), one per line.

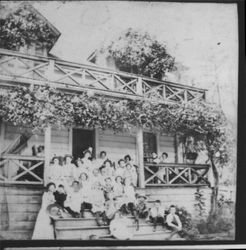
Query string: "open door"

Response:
xmin=72 ymin=129 xmax=95 ymax=160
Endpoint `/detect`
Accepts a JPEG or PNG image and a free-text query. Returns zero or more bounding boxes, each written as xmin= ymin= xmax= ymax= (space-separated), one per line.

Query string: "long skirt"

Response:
xmin=32 ymin=208 xmax=54 ymax=239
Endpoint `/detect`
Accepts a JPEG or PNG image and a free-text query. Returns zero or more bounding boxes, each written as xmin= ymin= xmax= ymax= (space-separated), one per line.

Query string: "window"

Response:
xmin=143 ymin=132 xmax=157 ymax=160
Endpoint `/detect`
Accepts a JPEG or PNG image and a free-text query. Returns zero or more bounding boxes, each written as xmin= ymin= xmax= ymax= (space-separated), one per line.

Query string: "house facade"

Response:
xmin=0 ymin=3 xmax=212 ymax=240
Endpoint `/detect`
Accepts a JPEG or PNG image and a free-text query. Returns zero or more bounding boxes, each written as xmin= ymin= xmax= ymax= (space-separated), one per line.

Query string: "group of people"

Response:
xmin=32 ymin=148 xmax=182 ymax=240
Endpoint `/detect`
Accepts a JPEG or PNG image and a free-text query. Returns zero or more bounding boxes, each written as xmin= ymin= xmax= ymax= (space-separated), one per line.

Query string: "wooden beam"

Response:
xmin=156 ymin=132 xmax=161 ymax=156
xmin=136 ymin=126 xmax=145 ymax=188
xmin=0 ymin=121 xmax=5 ymax=155
xmin=94 ymin=128 xmax=100 ymax=159
xmin=174 ymin=133 xmax=178 ymax=164
xmin=44 ymin=126 xmax=51 ymax=186
xmin=68 ymin=127 xmax=73 ymax=155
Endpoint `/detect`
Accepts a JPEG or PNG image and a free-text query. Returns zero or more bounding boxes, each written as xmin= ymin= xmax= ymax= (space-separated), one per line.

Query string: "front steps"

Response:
xmin=54 ymin=211 xmax=183 ymax=240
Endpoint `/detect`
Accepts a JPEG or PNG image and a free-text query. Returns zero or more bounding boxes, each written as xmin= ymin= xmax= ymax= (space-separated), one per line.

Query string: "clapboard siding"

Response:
xmin=0 ymin=185 xmax=42 ymax=239
xmin=3 ymin=124 xmax=70 ymax=158
xmin=142 ymin=186 xmax=212 ymax=217
xmin=98 ymin=130 xmax=137 ymax=163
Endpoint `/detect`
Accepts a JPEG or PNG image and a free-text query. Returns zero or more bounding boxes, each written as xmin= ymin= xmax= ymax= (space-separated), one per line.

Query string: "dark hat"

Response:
xmin=46 ymin=203 xmax=64 ymax=220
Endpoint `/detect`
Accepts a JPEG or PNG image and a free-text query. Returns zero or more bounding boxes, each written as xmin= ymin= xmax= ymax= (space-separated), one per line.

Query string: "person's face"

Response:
xmin=66 ymin=157 xmax=72 ymax=164
xmin=170 ymin=207 xmax=176 ymax=214
xmin=58 ymin=186 xmax=64 ymax=193
xmin=80 ymin=173 xmax=87 ymax=181
xmin=72 ymin=183 xmax=80 ymax=191
xmin=154 ymin=202 xmax=160 ymax=207
xmin=126 ymin=164 xmax=131 ymax=170
xmin=93 ymin=169 xmax=99 ymax=177
xmin=116 ymin=177 xmax=122 ymax=183
xmin=101 ymin=168 xmax=106 ymax=176
xmin=54 ymin=158 xmax=59 ymax=165
xmin=105 ymin=162 xmax=111 ymax=168
xmin=152 ymin=153 xmax=157 ymax=158
xmin=162 ymin=154 xmax=167 ymax=160
xmin=125 ymin=157 xmax=130 ymax=162
xmin=119 ymin=161 xmax=125 ymax=168
xmin=106 ymin=178 xmax=111 ymax=184
xmin=49 ymin=184 xmax=56 ymax=193
xmin=85 ymin=152 xmax=91 ymax=159
xmin=100 ymin=153 xmax=106 ymax=159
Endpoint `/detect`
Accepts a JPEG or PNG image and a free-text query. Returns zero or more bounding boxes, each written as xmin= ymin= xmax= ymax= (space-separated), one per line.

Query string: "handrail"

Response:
xmin=0 ymin=48 xmax=207 ymax=93
xmin=1 ymin=154 xmax=45 ymax=161
xmin=144 ymin=163 xmax=210 ymax=169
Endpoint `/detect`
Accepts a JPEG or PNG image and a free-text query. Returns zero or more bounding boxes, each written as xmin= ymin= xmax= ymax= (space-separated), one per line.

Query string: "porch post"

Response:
xmin=44 ymin=126 xmax=51 ymax=186
xmin=0 ymin=121 xmax=5 ymax=155
xmin=136 ymin=126 xmax=145 ymax=188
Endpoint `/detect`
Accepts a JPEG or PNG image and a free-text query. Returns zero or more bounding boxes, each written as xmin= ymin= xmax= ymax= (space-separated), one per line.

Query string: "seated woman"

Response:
xmin=103 ymin=159 xmax=115 ymax=178
xmin=113 ymin=176 xmax=124 ymax=198
xmin=32 ymin=182 xmax=56 ymax=239
xmin=93 ymin=151 xmax=108 ymax=169
xmin=103 ymin=177 xmax=114 ymax=200
xmin=72 ymin=158 xmax=84 ymax=181
xmin=114 ymin=159 xmax=126 ymax=178
xmin=81 ymin=149 xmax=93 ymax=173
xmin=64 ymin=180 xmax=82 ymax=218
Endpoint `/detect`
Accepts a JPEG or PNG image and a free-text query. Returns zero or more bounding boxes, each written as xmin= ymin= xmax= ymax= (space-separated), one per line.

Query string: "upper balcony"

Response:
xmin=0 ymin=48 xmax=206 ymax=103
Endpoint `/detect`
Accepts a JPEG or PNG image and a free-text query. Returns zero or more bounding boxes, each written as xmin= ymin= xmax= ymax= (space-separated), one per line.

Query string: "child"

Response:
xmin=64 ymin=180 xmax=82 ymax=218
xmin=165 ymin=205 xmax=182 ymax=240
xmin=113 ymin=176 xmax=124 ymax=198
xmin=81 ymin=149 xmax=93 ymax=173
xmin=101 ymin=199 xmax=118 ymax=225
xmin=120 ymin=178 xmax=136 ymax=216
xmin=93 ymin=151 xmax=108 ymax=169
xmin=90 ymin=168 xmax=103 ymax=187
xmin=54 ymin=184 xmax=67 ymax=208
xmin=134 ymin=194 xmax=149 ymax=231
xmin=114 ymin=159 xmax=125 ymax=178
xmin=149 ymin=200 xmax=165 ymax=232
xmin=152 ymin=152 xmax=160 ymax=164
xmin=103 ymin=177 xmax=114 ymax=200
xmin=89 ymin=181 xmax=105 ymax=226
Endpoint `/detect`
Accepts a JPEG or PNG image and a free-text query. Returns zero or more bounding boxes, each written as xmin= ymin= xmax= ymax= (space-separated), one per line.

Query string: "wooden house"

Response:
xmin=0 ymin=3 xmax=212 ymax=240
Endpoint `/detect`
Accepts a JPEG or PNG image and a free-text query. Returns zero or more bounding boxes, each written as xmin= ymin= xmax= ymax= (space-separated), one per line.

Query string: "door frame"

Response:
xmin=68 ymin=127 xmax=98 ymax=158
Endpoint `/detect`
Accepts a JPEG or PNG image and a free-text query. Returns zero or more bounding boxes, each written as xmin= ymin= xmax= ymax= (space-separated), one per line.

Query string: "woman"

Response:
xmin=123 ymin=163 xmax=138 ymax=187
xmin=81 ymin=150 xmax=94 ymax=174
xmin=32 ymin=182 xmax=56 ymax=239
xmin=62 ymin=155 xmax=75 ymax=190
xmin=104 ymin=159 xmax=115 ymax=178
xmin=46 ymin=156 xmax=62 ymax=186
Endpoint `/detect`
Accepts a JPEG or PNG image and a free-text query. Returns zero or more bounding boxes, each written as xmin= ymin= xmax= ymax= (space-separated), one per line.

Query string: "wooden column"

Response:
xmin=0 ymin=121 xmax=5 ymax=155
xmin=94 ymin=128 xmax=100 ymax=158
xmin=136 ymin=126 xmax=145 ymax=188
xmin=174 ymin=133 xmax=179 ymax=163
xmin=68 ymin=127 xmax=73 ymax=155
xmin=44 ymin=126 xmax=51 ymax=186
xmin=156 ymin=132 xmax=161 ymax=156
xmin=136 ymin=77 xmax=143 ymax=95
xmin=46 ymin=59 xmax=55 ymax=81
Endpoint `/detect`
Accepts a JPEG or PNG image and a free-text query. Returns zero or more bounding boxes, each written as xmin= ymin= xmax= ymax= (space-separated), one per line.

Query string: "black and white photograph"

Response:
xmin=0 ymin=0 xmax=240 ymax=244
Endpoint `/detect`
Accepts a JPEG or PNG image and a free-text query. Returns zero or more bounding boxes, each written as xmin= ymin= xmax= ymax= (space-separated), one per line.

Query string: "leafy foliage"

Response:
xmin=0 ymin=84 xmax=231 ymax=166
xmin=102 ymin=28 xmax=175 ymax=79
xmin=194 ymin=188 xmax=207 ymax=218
xmin=0 ymin=4 xmax=57 ymax=50
xmin=176 ymin=206 xmax=200 ymax=240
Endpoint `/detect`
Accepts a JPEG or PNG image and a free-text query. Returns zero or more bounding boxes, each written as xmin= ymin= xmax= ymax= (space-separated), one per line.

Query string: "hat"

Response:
xmin=137 ymin=194 xmax=147 ymax=200
xmin=46 ymin=204 xmax=64 ymax=220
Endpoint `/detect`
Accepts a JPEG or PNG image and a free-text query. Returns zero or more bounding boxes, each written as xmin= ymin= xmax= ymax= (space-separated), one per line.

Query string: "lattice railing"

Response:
xmin=0 ymin=49 xmax=206 ymax=103
xmin=144 ymin=163 xmax=210 ymax=186
xmin=0 ymin=154 xmax=44 ymax=185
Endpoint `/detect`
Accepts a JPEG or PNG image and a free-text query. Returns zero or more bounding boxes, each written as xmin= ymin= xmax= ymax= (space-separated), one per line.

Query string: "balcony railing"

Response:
xmin=144 ymin=163 xmax=210 ymax=187
xmin=0 ymin=49 xmax=206 ymax=103
xmin=0 ymin=154 xmax=44 ymax=185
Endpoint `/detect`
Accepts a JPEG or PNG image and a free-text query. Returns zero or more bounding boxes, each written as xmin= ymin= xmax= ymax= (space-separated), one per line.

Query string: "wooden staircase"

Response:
xmin=54 ymin=211 xmax=183 ymax=240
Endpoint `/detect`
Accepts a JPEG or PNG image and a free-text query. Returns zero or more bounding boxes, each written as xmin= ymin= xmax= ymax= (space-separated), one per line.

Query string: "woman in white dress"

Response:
xmin=46 ymin=157 xmax=63 ymax=186
xmin=62 ymin=155 xmax=76 ymax=190
xmin=32 ymin=182 xmax=56 ymax=239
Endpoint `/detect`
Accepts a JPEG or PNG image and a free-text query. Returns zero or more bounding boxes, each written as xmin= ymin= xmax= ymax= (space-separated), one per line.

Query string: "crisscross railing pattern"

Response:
xmin=144 ymin=163 xmax=210 ymax=186
xmin=0 ymin=49 xmax=206 ymax=103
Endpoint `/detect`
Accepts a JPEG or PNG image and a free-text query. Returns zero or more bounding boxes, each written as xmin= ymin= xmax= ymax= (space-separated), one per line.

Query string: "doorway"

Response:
xmin=72 ymin=129 xmax=95 ymax=160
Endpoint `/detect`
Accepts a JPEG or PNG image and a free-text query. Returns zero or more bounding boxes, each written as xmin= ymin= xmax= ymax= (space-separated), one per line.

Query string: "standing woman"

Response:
xmin=46 ymin=156 xmax=62 ymax=186
xmin=62 ymin=155 xmax=75 ymax=191
xmin=32 ymin=182 xmax=56 ymax=239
